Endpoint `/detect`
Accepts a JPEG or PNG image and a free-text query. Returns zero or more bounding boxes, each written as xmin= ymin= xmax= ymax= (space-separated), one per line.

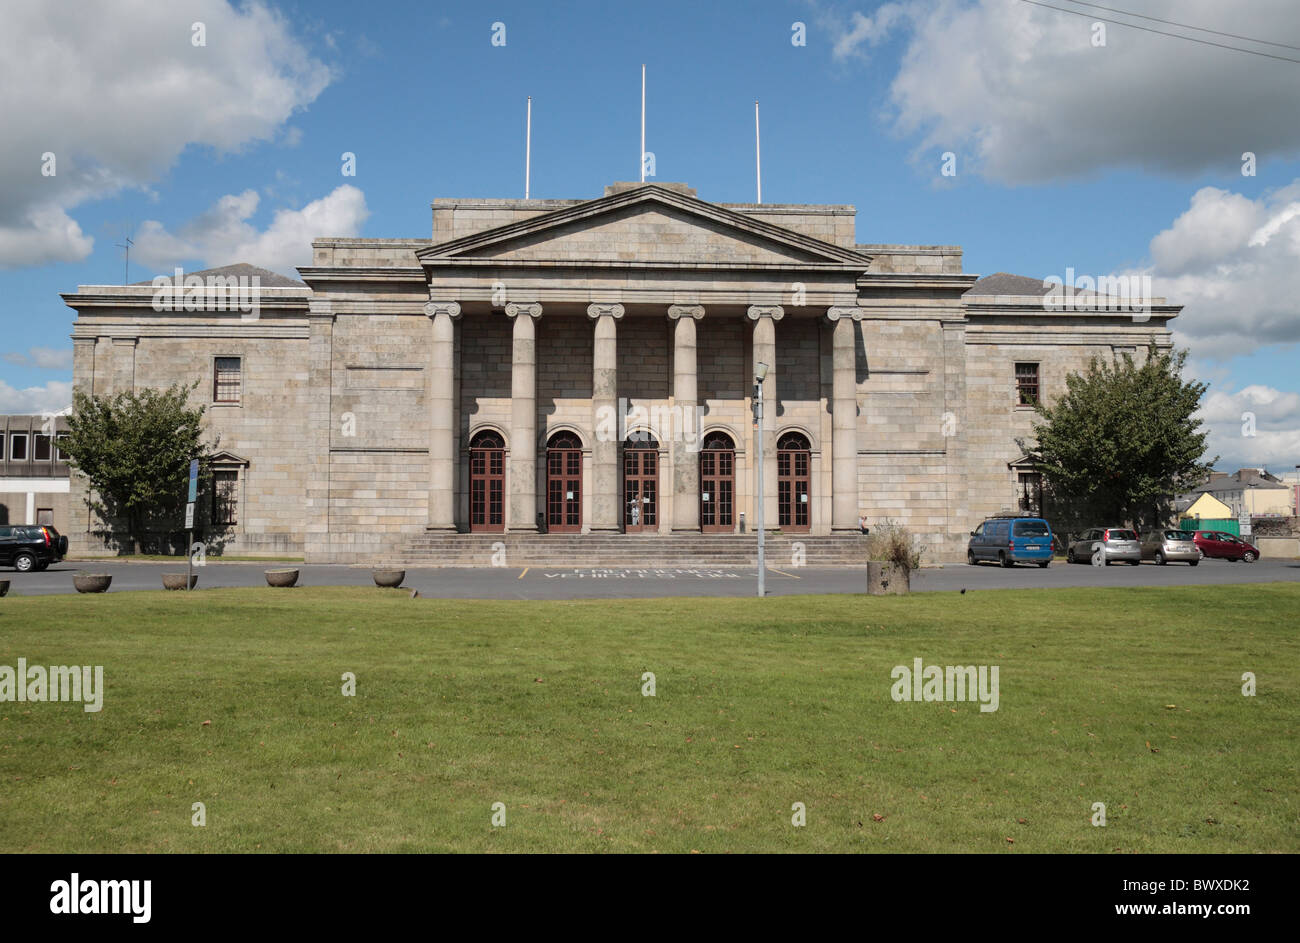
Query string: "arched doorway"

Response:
xmin=700 ymin=431 xmax=735 ymax=533
xmin=469 ymin=430 xmax=505 ymax=533
xmin=623 ymin=433 xmax=658 ymax=533
xmin=546 ymin=432 xmax=583 ymax=532
xmin=777 ymin=431 xmax=811 ymax=532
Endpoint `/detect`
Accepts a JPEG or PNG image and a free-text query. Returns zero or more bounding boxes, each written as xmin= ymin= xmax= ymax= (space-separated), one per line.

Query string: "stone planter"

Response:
xmin=162 ymin=573 xmax=198 ymax=591
xmin=73 ymin=573 xmax=113 ymax=594
xmin=372 ymin=568 xmax=406 ymax=588
xmin=0 ymin=580 xmax=9 ymax=597
xmin=264 ymin=568 xmax=299 ymax=588
xmin=867 ymin=561 xmax=911 ymax=596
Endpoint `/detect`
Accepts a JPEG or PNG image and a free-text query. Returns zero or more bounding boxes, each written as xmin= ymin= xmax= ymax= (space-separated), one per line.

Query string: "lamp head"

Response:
xmin=754 ymin=361 xmax=769 ymax=383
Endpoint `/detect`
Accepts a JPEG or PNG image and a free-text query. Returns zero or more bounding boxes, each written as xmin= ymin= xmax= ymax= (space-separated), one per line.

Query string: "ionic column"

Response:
xmin=425 ymin=301 xmax=461 ymax=531
xmin=668 ymin=304 xmax=704 ymax=531
xmin=506 ymin=303 xmax=543 ymax=531
xmin=827 ymin=307 xmax=863 ymax=532
xmin=747 ymin=305 xmax=783 ymax=531
xmin=588 ymin=303 xmax=624 ymax=532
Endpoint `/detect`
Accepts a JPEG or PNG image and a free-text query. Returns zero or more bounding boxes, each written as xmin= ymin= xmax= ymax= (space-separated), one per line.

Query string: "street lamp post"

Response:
xmin=754 ymin=362 xmax=769 ymax=597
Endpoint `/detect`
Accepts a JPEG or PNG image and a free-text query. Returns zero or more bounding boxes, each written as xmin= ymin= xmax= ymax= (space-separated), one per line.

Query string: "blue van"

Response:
xmin=967 ymin=517 xmax=1054 ymax=568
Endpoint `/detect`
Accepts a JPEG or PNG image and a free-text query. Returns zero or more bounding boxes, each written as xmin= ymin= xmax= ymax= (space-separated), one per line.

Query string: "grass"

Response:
xmin=1 ymin=585 xmax=1296 ymax=853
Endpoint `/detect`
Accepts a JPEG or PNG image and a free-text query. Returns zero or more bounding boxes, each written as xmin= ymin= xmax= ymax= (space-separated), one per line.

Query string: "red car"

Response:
xmin=1193 ymin=530 xmax=1259 ymax=562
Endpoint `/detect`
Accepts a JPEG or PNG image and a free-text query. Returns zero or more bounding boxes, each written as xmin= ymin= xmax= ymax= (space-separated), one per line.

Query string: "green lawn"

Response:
xmin=1 ymin=585 xmax=1296 ymax=853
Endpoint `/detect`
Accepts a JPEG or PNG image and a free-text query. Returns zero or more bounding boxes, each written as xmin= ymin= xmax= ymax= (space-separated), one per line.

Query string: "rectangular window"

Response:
xmin=34 ymin=433 xmax=52 ymax=461
xmin=212 ymin=470 xmax=239 ymax=525
xmin=9 ymin=433 xmax=27 ymax=461
xmin=55 ymin=433 xmax=69 ymax=462
xmin=37 ymin=508 xmax=53 ymax=526
xmin=214 ymin=357 xmax=242 ymax=404
xmin=1018 ymin=471 xmax=1042 ymax=514
xmin=1015 ymin=363 xmax=1040 ymax=406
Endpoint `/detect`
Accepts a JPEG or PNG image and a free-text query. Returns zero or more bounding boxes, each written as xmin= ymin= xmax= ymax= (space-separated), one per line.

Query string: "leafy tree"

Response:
xmin=62 ymin=383 xmax=216 ymax=554
xmin=1025 ymin=347 xmax=1215 ymax=534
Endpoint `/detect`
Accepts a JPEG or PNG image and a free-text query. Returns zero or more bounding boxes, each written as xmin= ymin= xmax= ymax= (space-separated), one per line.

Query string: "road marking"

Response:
xmin=767 ymin=567 xmax=800 ymax=580
xmin=517 ymin=567 xmax=529 ymax=580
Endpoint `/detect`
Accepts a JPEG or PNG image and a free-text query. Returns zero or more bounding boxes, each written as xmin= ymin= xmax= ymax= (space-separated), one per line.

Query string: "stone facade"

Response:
xmin=60 ymin=183 xmax=1178 ymax=562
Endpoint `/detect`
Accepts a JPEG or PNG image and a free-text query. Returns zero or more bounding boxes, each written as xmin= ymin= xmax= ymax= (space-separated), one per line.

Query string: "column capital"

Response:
xmin=667 ymin=304 xmax=704 ymax=321
xmin=586 ymin=303 xmax=625 ymax=320
xmin=505 ymin=302 xmax=543 ymax=320
xmin=746 ymin=305 xmax=784 ymax=322
xmin=424 ymin=300 xmax=462 ymax=320
xmin=826 ymin=306 xmax=864 ymax=322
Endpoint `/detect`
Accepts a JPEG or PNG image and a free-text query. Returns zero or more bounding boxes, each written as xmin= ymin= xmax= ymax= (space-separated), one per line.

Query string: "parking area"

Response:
xmin=2 ymin=556 xmax=1298 ymax=599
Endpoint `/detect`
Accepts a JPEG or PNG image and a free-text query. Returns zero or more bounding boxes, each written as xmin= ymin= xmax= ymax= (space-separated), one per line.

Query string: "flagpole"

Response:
xmin=640 ymin=64 xmax=646 ymax=182
xmin=525 ymin=96 xmax=532 ymax=199
xmin=755 ymin=100 xmax=762 ymax=204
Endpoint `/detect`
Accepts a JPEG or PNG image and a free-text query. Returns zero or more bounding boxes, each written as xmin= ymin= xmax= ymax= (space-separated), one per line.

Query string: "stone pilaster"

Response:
xmin=668 ymin=304 xmax=704 ymax=531
xmin=827 ymin=306 xmax=863 ymax=531
xmin=747 ymin=305 xmax=783 ymax=531
xmin=587 ymin=303 xmax=624 ymax=532
xmin=505 ymin=302 xmax=543 ymax=531
xmin=305 ymin=300 xmax=335 ymax=560
xmin=425 ymin=301 xmax=461 ymax=530
xmin=111 ymin=337 xmax=137 ymax=395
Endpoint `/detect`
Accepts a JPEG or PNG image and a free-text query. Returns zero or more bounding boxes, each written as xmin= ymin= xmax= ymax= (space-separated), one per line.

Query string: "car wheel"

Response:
xmin=1129 ymin=560 xmax=1140 ymax=566
xmin=999 ymin=552 xmax=1013 ymax=568
xmin=1243 ymin=551 xmax=1257 ymax=563
xmin=1188 ymin=560 xmax=1198 ymax=566
xmin=967 ymin=550 xmax=977 ymax=566
xmin=1038 ymin=560 xmax=1049 ymax=568
xmin=13 ymin=553 xmax=35 ymax=573
xmin=35 ymin=561 xmax=49 ymax=571
xmin=1155 ymin=551 xmax=1166 ymax=565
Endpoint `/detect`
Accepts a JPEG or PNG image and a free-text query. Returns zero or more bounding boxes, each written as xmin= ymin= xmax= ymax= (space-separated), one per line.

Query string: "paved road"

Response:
xmin=4 ymin=557 xmax=1298 ymax=599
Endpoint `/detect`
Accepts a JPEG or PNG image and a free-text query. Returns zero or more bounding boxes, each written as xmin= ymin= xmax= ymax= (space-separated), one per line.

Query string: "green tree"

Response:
xmin=1025 ymin=347 xmax=1215 ymax=534
xmin=62 ymin=383 xmax=216 ymax=554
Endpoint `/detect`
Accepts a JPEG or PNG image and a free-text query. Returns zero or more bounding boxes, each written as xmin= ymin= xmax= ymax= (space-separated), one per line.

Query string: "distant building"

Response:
xmin=0 ymin=412 xmax=70 ymax=529
xmin=1189 ymin=468 xmax=1292 ymax=518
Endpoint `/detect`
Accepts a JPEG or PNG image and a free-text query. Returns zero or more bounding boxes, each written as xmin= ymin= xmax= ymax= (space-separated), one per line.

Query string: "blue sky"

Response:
xmin=3 ymin=0 xmax=1299 ymax=472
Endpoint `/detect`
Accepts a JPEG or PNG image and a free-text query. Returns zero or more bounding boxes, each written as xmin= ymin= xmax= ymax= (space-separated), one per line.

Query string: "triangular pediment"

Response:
xmin=417 ymin=185 xmax=870 ymax=269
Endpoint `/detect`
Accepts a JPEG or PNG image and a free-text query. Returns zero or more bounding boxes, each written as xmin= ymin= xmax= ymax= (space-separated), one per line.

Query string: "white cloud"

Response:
xmin=1120 ymin=182 xmax=1300 ymax=358
xmin=1196 ymin=384 xmax=1300 ymax=471
xmin=1 ymin=347 xmax=74 ymax=370
xmin=132 ymin=185 xmax=368 ymax=275
xmin=831 ymin=4 xmax=908 ymax=61
xmin=0 ymin=0 xmax=332 ymax=268
xmin=856 ymin=0 xmax=1300 ymax=183
xmin=0 ymin=380 xmax=72 ymax=415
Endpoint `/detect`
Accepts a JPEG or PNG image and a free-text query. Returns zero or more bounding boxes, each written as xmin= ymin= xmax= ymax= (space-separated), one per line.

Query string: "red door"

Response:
xmin=623 ymin=439 xmax=658 ymax=533
xmin=469 ymin=431 xmax=505 ymax=533
xmin=546 ymin=432 xmax=582 ymax=532
xmin=777 ymin=432 xmax=811 ymax=532
xmin=699 ymin=432 xmax=734 ymax=533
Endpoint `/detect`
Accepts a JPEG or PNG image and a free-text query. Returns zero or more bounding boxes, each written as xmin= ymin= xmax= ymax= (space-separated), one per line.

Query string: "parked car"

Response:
xmin=0 ymin=524 xmax=67 ymax=572
xmin=1067 ymin=527 xmax=1142 ymax=565
xmin=1140 ymin=529 xmax=1201 ymax=566
xmin=967 ymin=517 xmax=1054 ymax=567
xmin=1193 ymin=530 xmax=1260 ymax=562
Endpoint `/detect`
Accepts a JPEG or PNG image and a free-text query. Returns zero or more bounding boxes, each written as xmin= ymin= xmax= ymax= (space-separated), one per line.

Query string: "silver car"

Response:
xmin=1067 ymin=527 xmax=1142 ymax=565
xmin=1140 ymin=529 xmax=1202 ymax=566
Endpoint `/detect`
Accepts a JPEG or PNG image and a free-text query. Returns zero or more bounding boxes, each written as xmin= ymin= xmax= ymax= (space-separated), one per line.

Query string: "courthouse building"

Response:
xmin=62 ymin=182 xmax=1178 ymax=562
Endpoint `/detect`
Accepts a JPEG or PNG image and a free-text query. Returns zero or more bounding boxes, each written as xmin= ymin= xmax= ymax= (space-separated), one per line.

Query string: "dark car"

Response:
xmin=967 ymin=517 xmax=1054 ymax=567
xmin=1193 ymin=530 xmax=1260 ymax=562
xmin=0 ymin=524 xmax=67 ymax=572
